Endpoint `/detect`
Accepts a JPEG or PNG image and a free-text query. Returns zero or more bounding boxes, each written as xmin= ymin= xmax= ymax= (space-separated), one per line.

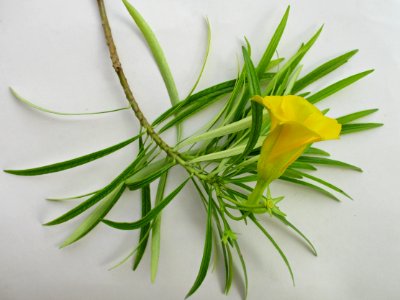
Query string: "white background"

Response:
xmin=1 ymin=0 xmax=399 ymax=299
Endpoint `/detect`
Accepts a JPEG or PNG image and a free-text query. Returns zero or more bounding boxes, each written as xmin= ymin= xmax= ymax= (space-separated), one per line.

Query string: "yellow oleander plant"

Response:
xmin=5 ymin=0 xmax=382 ymax=298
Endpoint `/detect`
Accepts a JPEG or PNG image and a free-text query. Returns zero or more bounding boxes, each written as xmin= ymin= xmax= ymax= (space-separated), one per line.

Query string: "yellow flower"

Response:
xmin=247 ymin=95 xmax=341 ymax=206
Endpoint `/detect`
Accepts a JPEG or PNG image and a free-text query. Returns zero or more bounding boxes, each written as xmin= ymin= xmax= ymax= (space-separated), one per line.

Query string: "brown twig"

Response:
xmin=96 ymin=0 xmax=208 ymax=179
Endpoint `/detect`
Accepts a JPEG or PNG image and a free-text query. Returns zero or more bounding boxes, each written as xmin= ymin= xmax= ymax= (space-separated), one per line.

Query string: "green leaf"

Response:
xmin=185 ymin=18 xmax=211 ymax=99
xmin=297 ymin=156 xmax=362 ymax=172
xmin=150 ymin=172 xmax=168 ymax=283
xmin=44 ymin=152 xmax=147 ymax=226
xmin=256 ymin=6 xmax=290 ymax=76
xmin=159 ymin=90 xmax=230 ymax=133
xmin=250 ymin=214 xmax=295 ymax=285
xmin=291 ymin=49 xmax=358 ymax=93
xmin=238 ymin=46 xmax=263 ymax=161
xmin=307 ymin=70 xmax=374 ymax=104
xmin=185 ymin=199 xmax=213 ymax=298
xmin=336 ymin=109 xmax=379 ymax=124
xmin=126 ymin=159 xmax=175 ymax=190
xmin=304 ymin=147 xmax=330 ymax=156
xmin=291 ymin=169 xmax=352 ymax=199
xmin=190 ymin=136 xmax=265 ymax=163
xmin=266 ymin=57 xmax=285 ymax=71
xmin=341 ymin=122 xmax=383 ymax=134
xmin=288 ymin=26 xmax=323 ymax=72
xmin=103 ymin=179 xmax=189 ymax=230
xmin=122 ymin=0 xmax=179 ymax=106
xmin=232 ymin=240 xmax=248 ymax=299
xmin=280 ymin=176 xmax=340 ymax=201
xmin=10 ymin=87 xmax=129 ymax=116
xmin=4 ymin=136 xmax=138 ymax=176
xmin=289 ymin=161 xmax=317 ymax=171
xmin=274 ymin=215 xmax=317 ymax=256
xmin=59 ymin=184 xmax=125 ymax=248
xmin=153 ymin=79 xmax=235 ymax=126
xmin=283 ymin=65 xmax=303 ymax=95
xmin=108 ymin=222 xmax=156 ymax=271
xmin=264 ymin=26 xmax=323 ymax=95
xmin=46 ymin=190 xmax=99 ymax=201
xmin=133 ymin=183 xmax=151 ymax=270
xmin=176 ymin=110 xmax=268 ymax=149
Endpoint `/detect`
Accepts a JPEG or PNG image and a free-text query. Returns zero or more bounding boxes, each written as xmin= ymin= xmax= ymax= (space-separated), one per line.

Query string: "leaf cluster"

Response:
xmin=5 ymin=2 xmax=382 ymax=298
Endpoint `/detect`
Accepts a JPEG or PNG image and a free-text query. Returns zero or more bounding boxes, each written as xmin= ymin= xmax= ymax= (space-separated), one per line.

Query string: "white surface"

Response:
xmin=1 ymin=1 xmax=399 ymax=299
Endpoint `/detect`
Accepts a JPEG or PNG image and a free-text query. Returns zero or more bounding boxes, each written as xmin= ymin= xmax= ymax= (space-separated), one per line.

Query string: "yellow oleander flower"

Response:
xmin=247 ymin=95 xmax=341 ymax=206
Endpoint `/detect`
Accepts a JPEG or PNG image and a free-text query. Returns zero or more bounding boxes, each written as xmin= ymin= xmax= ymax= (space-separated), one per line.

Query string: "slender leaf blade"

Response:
xmin=150 ymin=172 xmax=168 ymax=282
xmin=59 ymin=184 xmax=125 ymax=248
xmin=256 ymin=6 xmax=290 ymax=76
xmin=307 ymin=70 xmax=374 ymax=104
xmin=341 ymin=122 xmax=383 ymax=134
xmin=337 ymin=109 xmax=379 ymax=124
xmin=44 ymin=152 xmax=146 ymax=226
xmin=297 ymin=156 xmax=362 ymax=172
xmin=103 ymin=179 xmax=188 ymax=230
xmin=133 ymin=183 xmax=152 ymax=270
xmin=4 ymin=136 xmax=138 ymax=176
xmin=185 ymin=199 xmax=213 ymax=298
xmin=291 ymin=49 xmax=358 ymax=93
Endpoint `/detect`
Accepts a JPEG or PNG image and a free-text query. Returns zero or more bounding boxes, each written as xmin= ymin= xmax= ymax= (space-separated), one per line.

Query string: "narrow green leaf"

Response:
xmin=257 ymin=6 xmax=290 ymax=76
xmin=341 ymin=122 xmax=383 ymax=134
xmin=133 ymin=183 xmax=151 ymax=270
xmin=59 ymin=184 xmax=125 ymax=248
xmin=46 ymin=190 xmax=99 ymax=201
xmin=10 ymin=87 xmax=129 ymax=116
xmin=176 ymin=111 xmax=268 ymax=149
xmin=232 ymin=240 xmax=248 ymax=299
xmin=126 ymin=159 xmax=175 ymax=190
xmin=109 ymin=222 xmax=156 ymax=271
xmin=185 ymin=18 xmax=211 ymax=99
xmin=264 ymin=26 xmax=323 ymax=96
xmin=151 ymin=172 xmax=168 ymax=283
xmin=274 ymin=215 xmax=317 ymax=256
xmin=265 ymin=57 xmax=285 ymax=71
xmin=282 ymin=169 xmax=303 ymax=179
xmin=337 ymin=109 xmax=379 ymax=124
xmin=280 ymin=176 xmax=340 ymax=201
xmin=122 ymin=0 xmax=179 ymax=105
xmin=185 ymin=200 xmax=213 ymax=298
xmin=307 ymin=70 xmax=374 ymax=104
xmin=291 ymin=169 xmax=352 ymax=199
xmin=190 ymin=136 xmax=265 ymax=163
xmin=44 ymin=152 xmax=146 ymax=226
xmin=289 ymin=162 xmax=317 ymax=171
xmin=291 ymin=49 xmax=358 ymax=93
xmin=103 ymin=179 xmax=188 ymax=230
xmin=4 ymin=136 xmax=138 ymax=176
xmin=223 ymin=243 xmax=233 ymax=294
xmin=288 ymin=26 xmax=323 ymax=72
xmin=238 ymin=46 xmax=263 ymax=161
xmin=250 ymin=214 xmax=295 ymax=285
xmin=153 ymin=79 xmax=235 ymax=126
xmin=284 ymin=65 xmax=303 ymax=95
xmin=159 ymin=90 xmax=230 ymax=133
xmin=297 ymin=156 xmax=362 ymax=172
xmin=304 ymin=147 xmax=330 ymax=156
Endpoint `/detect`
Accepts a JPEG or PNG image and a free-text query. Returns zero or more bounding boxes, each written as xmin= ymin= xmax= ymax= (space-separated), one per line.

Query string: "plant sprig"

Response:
xmin=4 ymin=0 xmax=381 ymax=298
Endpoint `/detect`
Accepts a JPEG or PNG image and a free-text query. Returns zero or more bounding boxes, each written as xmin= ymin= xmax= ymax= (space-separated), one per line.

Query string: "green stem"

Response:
xmin=247 ymin=179 xmax=268 ymax=206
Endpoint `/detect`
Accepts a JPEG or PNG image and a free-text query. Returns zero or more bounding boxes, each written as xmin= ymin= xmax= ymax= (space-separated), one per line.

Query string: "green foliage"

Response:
xmin=5 ymin=2 xmax=382 ymax=298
